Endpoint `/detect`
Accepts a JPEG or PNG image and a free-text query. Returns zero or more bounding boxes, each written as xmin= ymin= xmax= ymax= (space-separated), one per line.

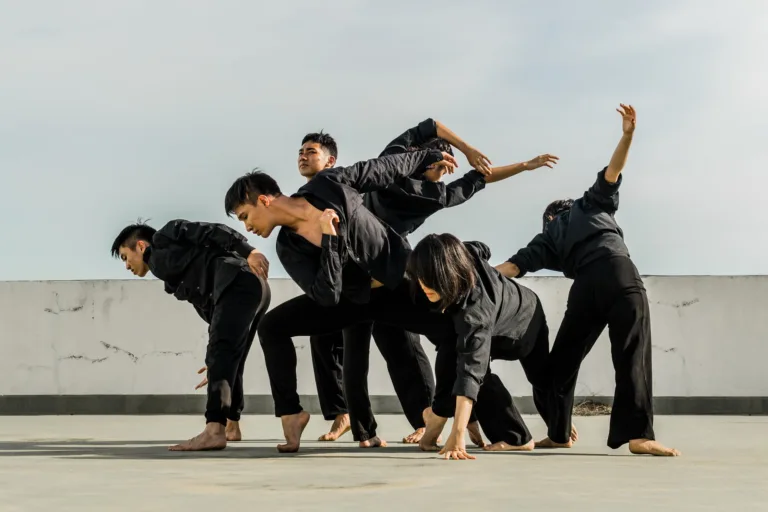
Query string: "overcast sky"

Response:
xmin=1 ymin=0 xmax=766 ymax=281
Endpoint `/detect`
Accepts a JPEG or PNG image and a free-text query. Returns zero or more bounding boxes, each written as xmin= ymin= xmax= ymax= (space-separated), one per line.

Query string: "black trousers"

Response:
xmin=257 ymin=280 xmax=454 ymax=441
xmin=432 ymin=297 xmax=551 ymax=446
xmin=204 ymin=271 xmax=271 ymax=425
xmin=546 ymin=256 xmax=655 ymax=449
xmin=309 ymin=323 xmax=436 ymax=430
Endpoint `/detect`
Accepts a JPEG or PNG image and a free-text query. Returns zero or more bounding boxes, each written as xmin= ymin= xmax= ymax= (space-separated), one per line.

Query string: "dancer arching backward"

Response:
xmin=495 ymin=104 xmax=680 ymax=457
xmin=406 ymin=234 xmax=563 ymax=460
xmin=110 ymin=221 xmax=271 ymax=451
xmin=302 ymin=120 xmax=559 ymax=444
xmin=225 ymin=149 xmax=460 ymax=452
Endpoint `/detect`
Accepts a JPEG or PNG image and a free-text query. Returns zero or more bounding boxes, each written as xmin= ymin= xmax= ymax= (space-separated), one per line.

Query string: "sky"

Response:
xmin=1 ymin=0 xmax=766 ymax=281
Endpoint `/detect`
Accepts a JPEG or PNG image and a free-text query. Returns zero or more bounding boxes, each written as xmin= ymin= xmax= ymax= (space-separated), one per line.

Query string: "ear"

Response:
xmin=258 ymin=194 xmax=271 ymax=207
xmin=326 ymin=155 xmax=336 ymax=168
xmin=135 ymin=240 xmax=148 ymax=252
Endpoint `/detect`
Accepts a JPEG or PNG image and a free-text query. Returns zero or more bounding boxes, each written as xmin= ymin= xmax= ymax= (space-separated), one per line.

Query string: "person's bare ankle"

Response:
xmin=318 ymin=413 xmax=350 ymax=441
xmin=225 ymin=420 xmax=242 ymax=441
xmin=278 ymin=411 xmax=310 ymax=453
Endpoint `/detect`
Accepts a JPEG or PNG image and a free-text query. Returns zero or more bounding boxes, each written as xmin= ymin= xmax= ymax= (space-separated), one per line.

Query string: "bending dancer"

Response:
xmin=496 ymin=104 xmax=680 ymax=456
xmin=225 ymin=149 xmax=462 ymax=452
xmin=406 ymin=234 xmax=557 ymax=459
xmin=302 ymin=121 xmax=559 ymax=444
xmin=110 ymin=220 xmax=271 ymax=451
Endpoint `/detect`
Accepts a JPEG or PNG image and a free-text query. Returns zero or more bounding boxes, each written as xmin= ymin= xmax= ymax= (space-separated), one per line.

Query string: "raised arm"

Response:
xmin=498 ymin=231 xmax=560 ymax=278
xmin=321 ymin=150 xmax=451 ymax=193
xmin=605 ymin=104 xmax=636 ymax=183
xmin=484 ymin=154 xmax=559 ymax=184
xmin=155 ymin=220 xmax=255 ymax=258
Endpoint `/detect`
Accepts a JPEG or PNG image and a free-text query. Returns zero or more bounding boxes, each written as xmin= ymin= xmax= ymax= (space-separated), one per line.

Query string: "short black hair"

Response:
xmin=225 ymin=169 xmax=282 ymax=216
xmin=111 ymin=222 xmax=156 ymax=258
xmin=543 ymin=199 xmax=574 ymax=230
xmin=407 ymin=137 xmax=454 ymax=156
xmin=302 ymin=131 xmax=338 ymax=159
xmin=406 ymin=233 xmax=476 ymax=311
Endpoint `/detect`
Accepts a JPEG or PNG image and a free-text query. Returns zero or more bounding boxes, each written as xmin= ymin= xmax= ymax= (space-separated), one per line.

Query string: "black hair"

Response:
xmin=407 ymin=137 xmax=454 ymax=157
xmin=111 ymin=221 xmax=156 ymax=258
xmin=301 ymin=131 xmax=338 ymax=159
xmin=406 ymin=233 xmax=476 ymax=311
xmin=225 ymin=169 xmax=282 ymax=216
xmin=542 ymin=199 xmax=574 ymax=230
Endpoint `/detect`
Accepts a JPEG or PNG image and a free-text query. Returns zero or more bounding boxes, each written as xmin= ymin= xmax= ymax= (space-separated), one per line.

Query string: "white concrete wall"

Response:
xmin=1 ymin=276 xmax=766 ymax=398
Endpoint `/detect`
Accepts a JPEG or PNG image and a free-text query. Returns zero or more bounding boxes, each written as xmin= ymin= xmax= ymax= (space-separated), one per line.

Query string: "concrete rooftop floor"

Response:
xmin=0 ymin=414 xmax=766 ymax=511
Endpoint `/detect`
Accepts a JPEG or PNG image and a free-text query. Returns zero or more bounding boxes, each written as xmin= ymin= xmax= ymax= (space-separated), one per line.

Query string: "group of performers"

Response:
xmin=110 ymin=104 xmax=681 ymax=459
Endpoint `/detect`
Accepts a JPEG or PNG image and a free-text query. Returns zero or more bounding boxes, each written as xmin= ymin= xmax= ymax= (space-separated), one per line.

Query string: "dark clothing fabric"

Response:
xmin=363 ymin=118 xmax=487 ymax=237
xmin=508 ymin=168 xmax=629 ymax=279
xmin=445 ymin=241 xmax=540 ymax=402
xmin=204 ymin=271 xmax=271 ymax=425
xmin=433 ymin=294 xmax=551 ymax=445
xmin=146 ymin=220 xmax=256 ymax=311
xmin=256 ymin=280 xmax=454 ymax=430
xmin=276 ymin=150 xmax=445 ymax=307
xmin=310 ymin=332 xmax=347 ymax=420
xmin=546 ymin=256 xmax=654 ymax=448
xmin=142 ymin=219 xmax=268 ymax=425
xmin=310 ymin=325 xmax=435 ymax=431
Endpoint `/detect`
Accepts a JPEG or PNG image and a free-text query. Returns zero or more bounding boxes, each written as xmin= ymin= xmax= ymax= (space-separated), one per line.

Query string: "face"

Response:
xmin=298 ymin=142 xmax=335 ymax=179
xmin=119 ymin=241 xmax=150 ymax=277
xmin=233 ymin=197 xmax=278 ymax=238
xmin=418 ymin=279 xmax=442 ymax=303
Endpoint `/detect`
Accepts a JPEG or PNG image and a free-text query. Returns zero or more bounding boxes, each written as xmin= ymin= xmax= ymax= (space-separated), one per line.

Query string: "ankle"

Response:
xmin=206 ymin=422 xmax=226 ymax=434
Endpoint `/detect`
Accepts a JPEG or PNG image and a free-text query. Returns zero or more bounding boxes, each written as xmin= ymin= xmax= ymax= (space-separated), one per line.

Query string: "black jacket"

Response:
xmin=363 ymin=118 xmax=487 ymax=237
xmin=145 ymin=219 xmax=256 ymax=320
xmin=276 ymin=150 xmax=445 ymax=306
xmin=507 ymin=168 xmax=630 ymax=279
xmin=446 ymin=241 xmax=539 ymax=401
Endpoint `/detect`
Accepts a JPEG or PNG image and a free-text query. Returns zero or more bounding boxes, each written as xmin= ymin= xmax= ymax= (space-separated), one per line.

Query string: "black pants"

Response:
xmin=432 ymin=297 xmax=551 ymax=446
xmin=546 ymin=256 xmax=654 ymax=449
xmin=204 ymin=271 xmax=271 ymax=425
xmin=257 ymin=280 xmax=453 ymax=441
xmin=310 ymin=323 xmax=435 ymax=430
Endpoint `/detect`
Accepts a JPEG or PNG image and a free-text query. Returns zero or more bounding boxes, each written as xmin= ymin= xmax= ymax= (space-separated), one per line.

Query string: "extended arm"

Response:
xmin=155 ymin=220 xmax=256 ymax=258
xmin=500 ymin=231 xmax=560 ymax=278
xmin=484 ymin=154 xmax=559 ymax=184
xmin=321 ymin=150 xmax=448 ymax=193
xmin=605 ymin=104 xmax=636 ymax=183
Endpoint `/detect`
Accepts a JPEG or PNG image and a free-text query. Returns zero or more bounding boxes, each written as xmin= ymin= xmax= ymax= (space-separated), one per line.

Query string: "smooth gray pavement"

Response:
xmin=0 ymin=414 xmax=765 ymax=511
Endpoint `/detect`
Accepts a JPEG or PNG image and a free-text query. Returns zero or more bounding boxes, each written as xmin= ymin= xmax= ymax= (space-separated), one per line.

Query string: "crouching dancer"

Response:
xmin=110 ymin=220 xmax=271 ymax=451
xmin=496 ymin=104 xmax=680 ymax=456
xmin=407 ymin=234 xmax=565 ymax=460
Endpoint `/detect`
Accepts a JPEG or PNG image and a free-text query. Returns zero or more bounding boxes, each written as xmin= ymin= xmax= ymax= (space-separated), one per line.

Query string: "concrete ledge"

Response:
xmin=1 ymin=395 xmax=767 ymax=415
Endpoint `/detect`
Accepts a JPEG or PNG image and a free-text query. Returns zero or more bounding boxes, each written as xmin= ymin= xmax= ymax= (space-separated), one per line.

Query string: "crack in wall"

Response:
xmin=59 ymin=355 xmax=109 ymax=364
xmin=99 ymin=342 xmax=193 ymax=363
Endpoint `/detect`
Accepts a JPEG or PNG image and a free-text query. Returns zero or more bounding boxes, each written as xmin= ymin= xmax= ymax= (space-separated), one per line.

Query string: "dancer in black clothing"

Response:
xmin=406 ymin=234 xmax=555 ymax=459
xmin=496 ymin=104 xmax=680 ymax=456
xmin=301 ymin=121 xmax=559 ymax=444
xmin=226 ymin=149 xmax=458 ymax=452
xmin=110 ymin=220 xmax=271 ymax=451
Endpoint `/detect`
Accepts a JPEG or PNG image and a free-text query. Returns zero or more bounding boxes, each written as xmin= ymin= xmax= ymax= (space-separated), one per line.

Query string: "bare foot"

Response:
xmin=317 ymin=413 xmax=351 ymax=442
xmin=169 ymin=423 xmax=227 ymax=451
xmin=535 ymin=437 xmax=573 ymax=449
xmin=420 ymin=408 xmax=446 ymax=452
xmin=403 ymin=428 xmax=425 ymax=444
xmin=483 ymin=439 xmax=535 ymax=452
xmin=571 ymin=423 xmax=579 ymax=443
xmin=468 ymin=421 xmax=486 ymax=448
xmin=359 ymin=436 xmax=388 ymax=448
xmin=629 ymin=438 xmax=681 ymax=456
xmin=277 ymin=411 xmax=311 ymax=453
xmin=226 ymin=420 xmax=242 ymax=442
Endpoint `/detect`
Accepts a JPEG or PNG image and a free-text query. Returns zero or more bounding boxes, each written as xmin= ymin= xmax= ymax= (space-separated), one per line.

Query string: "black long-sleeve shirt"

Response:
xmin=446 ymin=241 xmax=539 ymax=401
xmin=507 ymin=168 xmax=629 ymax=279
xmin=276 ymin=150 xmax=445 ymax=306
xmin=144 ymin=219 xmax=255 ymax=318
xmin=362 ymin=118 xmax=487 ymax=237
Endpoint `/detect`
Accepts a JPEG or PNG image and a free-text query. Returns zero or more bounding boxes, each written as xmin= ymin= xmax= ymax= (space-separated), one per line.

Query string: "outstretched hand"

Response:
xmin=462 ymin=146 xmax=492 ymax=176
xmin=525 ymin=154 xmax=559 ymax=171
xmin=617 ymin=104 xmax=636 ymax=134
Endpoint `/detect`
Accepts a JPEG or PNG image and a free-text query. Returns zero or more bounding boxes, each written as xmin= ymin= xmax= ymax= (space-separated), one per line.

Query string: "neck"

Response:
xmin=271 ymin=195 xmax=316 ymax=231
